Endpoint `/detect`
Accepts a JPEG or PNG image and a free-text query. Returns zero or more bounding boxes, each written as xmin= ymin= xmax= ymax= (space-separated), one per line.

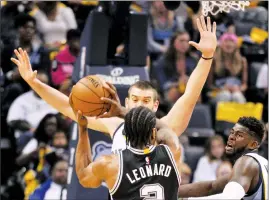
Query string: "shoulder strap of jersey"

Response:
xmin=112 ymin=122 xmax=124 ymax=139
xmin=161 ymin=144 xmax=181 ymax=186
xmin=245 ymin=153 xmax=268 ymax=200
xmin=109 ymin=151 xmax=123 ymax=196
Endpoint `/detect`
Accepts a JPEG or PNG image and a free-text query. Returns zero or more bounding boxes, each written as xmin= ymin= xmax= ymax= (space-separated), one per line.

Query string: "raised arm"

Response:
xmin=11 ymin=48 xmax=122 ymax=135
xmin=161 ymin=16 xmax=217 ymax=135
xmin=75 ymin=110 xmax=112 ymax=188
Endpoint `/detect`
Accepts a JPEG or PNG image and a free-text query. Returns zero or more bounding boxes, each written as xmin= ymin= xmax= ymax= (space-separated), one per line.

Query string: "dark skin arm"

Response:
xmin=178 ymin=174 xmax=230 ymax=197
xmin=179 ymin=155 xmax=259 ymax=198
xmin=75 ymin=110 xmax=105 ymax=188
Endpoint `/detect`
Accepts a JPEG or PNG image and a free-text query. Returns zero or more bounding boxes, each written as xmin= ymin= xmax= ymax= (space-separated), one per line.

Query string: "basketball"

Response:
xmin=69 ymin=75 xmax=112 ymax=117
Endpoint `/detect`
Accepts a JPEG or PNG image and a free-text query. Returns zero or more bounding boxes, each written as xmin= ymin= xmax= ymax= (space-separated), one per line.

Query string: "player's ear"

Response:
xmin=125 ymin=97 xmax=129 ymax=109
xmin=248 ymin=140 xmax=259 ymax=150
xmin=153 ymin=100 xmax=159 ymax=112
xmin=151 ymin=128 xmax=157 ymax=144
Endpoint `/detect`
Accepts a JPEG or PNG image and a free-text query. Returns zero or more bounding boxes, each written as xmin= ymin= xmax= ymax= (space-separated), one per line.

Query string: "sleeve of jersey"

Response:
xmin=188 ymin=182 xmax=246 ymax=200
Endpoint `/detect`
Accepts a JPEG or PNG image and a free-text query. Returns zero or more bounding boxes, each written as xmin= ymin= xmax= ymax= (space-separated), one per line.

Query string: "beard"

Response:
xmin=225 ymin=146 xmax=250 ymax=163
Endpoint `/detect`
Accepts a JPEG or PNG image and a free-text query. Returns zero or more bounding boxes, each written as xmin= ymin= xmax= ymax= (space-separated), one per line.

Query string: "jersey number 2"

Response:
xmin=140 ymin=183 xmax=164 ymax=200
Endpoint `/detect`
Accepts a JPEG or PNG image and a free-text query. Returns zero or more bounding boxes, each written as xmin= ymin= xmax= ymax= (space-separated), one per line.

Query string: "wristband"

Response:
xmin=202 ymin=56 xmax=213 ymax=60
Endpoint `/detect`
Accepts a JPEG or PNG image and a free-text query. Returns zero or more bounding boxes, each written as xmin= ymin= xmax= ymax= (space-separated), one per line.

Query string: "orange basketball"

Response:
xmin=69 ymin=75 xmax=112 ymax=117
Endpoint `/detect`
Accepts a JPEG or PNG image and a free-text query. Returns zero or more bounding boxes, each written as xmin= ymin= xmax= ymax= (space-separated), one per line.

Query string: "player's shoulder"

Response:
xmin=95 ymin=154 xmax=119 ymax=169
xmin=234 ymin=155 xmax=260 ymax=173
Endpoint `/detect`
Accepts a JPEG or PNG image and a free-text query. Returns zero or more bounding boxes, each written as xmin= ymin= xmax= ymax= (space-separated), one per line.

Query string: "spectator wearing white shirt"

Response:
xmin=7 ymin=71 xmax=58 ymax=133
xmin=31 ymin=2 xmax=77 ymax=47
xmin=256 ymin=64 xmax=268 ymax=89
xmin=193 ymin=135 xmax=225 ymax=182
xmin=29 ymin=159 xmax=68 ymax=200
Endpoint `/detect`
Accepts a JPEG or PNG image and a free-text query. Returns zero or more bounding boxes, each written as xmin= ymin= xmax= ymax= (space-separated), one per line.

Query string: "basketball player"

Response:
xmin=11 ymin=15 xmax=217 ymax=152
xmin=76 ymin=106 xmax=181 ymax=200
xmin=178 ymin=117 xmax=268 ymax=200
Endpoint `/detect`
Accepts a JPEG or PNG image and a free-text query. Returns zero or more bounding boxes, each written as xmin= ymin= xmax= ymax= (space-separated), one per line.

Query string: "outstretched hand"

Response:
xmin=189 ymin=16 xmax=217 ymax=58
xmin=98 ymin=82 xmax=128 ymax=118
xmin=11 ymin=48 xmax=37 ymax=83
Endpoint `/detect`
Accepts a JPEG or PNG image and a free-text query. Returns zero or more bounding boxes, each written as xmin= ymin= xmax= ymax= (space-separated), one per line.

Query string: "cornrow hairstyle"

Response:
xmin=124 ymin=106 xmax=156 ymax=149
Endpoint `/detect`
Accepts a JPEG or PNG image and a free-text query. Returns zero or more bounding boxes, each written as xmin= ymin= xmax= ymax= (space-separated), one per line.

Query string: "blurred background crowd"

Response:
xmin=1 ymin=1 xmax=268 ymax=200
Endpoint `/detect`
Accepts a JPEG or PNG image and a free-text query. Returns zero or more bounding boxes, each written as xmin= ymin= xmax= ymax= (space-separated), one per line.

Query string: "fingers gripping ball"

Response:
xmin=70 ymin=75 xmax=112 ymax=117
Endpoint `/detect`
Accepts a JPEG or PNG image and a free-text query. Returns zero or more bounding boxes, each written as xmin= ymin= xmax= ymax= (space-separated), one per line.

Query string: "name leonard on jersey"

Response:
xmin=126 ymin=163 xmax=172 ymax=184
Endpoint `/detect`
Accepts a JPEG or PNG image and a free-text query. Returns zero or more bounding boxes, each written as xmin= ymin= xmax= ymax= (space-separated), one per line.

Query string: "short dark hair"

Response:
xmin=128 ymin=81 xmax=158 ymax=101
xmin=237 ymin=116 xmax=265 ymax=143
xmin=14 ymin=13 xmax=36 ymax=29
xmin=66 ymin=29 xmax=81 ymax=42
xmin=124 ymin=106 xmax=156 ymax=148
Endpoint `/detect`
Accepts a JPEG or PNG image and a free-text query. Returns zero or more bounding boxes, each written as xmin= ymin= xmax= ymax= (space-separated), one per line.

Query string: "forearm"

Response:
xmin=179 ymin=175 xmax=230 ymax=198
xmin=75 ymin=125 xmax=92 ymax=179
xmin=188 ymin=182 xmax=245 ymax=200
xmin=16 ymin=152 xmax=36 ymax=166
xmin=179 ymin=181 xmax=214 ymax=198
xmin=184 ymin=57 xmax=213 ymax=105
xmin=9 ymin=120 xmax=31 ymax=131
xmin=164 ymin=57 xmax=213 ymax=134
xmin=28 ymin=79 xmax=75 ymax=120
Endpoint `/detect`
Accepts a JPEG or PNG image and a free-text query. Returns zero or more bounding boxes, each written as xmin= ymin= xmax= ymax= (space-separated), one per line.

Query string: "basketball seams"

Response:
xmin=78 ymin=81 xmax=101 ymax=99
xmin=95 ymin=76 xmax=105 ymax=116
xmin=72 ymin=94 xmax=105 ymax=104
xmin=83 ymin=107 xmax=104 ymax=115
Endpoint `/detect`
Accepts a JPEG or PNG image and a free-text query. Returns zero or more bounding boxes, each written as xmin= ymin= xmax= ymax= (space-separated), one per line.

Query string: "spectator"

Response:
xmin=208 ymin=33 xmax=248 ymax=103
xmin=7 ymin=71 xmax=58 ymax=134
xmin=153 ymin=31 xmax=197 ymax=103
xmin=51 ymin=29 xmax=81 ymax=92
xmin=148 ymin=1 xmax=182 ymax=61
xmin=1 ymin=13 xmax=51 ymax=111
xmin=193 ymin=135 xmax=225 ymax=182
xmin=29 ymin=159 xmax=68 ymax=200
xmin=216 ymin=160 xmax=233 ymax=178
xmin=256 ymin=64 xmax=268 ymax=90
xmin=31 ymin=2 xmax=77 ymax=47
xmin=2 ymin=13 xmax=51 ymax=85
xmin=16 ymin=113 xmax=63 ymax=167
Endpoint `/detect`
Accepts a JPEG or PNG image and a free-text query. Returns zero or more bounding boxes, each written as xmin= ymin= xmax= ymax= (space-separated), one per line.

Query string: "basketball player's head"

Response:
xmin=124 ymin=106 xmax=157 ymax=149
xmin=125 ymin=81 xmax=159 ymax=112
xmin=226 ymin=116 xmax=265 ymax=158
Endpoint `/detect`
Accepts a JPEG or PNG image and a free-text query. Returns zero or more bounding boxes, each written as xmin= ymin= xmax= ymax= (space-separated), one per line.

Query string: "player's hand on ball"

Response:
xmin=11 ymin=48 xmax=37 ymax=84
xmin=99 ymin=82 xmax=128 ymax=118
xmin=77 ymin=110 xmax=88 ymax=127
xmin=189 ymin=16 xmax=217 ymax=58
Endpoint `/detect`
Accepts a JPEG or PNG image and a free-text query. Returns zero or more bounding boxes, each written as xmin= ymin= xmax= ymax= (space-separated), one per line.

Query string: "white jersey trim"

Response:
xmin=245 ymin=153 xmax=268 ymax=200
xmin=110 ymin=151 xmax=123 ymax=195
xmin=163 ymin=144 xmax=181 ymax=186
xmin=128 ymin=145 xmax=156 ymax=155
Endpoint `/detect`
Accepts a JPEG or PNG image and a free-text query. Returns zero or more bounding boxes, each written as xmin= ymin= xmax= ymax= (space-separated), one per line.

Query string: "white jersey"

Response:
xmin=111 ymin=123 xmax=127 ymax=154
xmin=244 ymin=153 xmax=268 ymax=200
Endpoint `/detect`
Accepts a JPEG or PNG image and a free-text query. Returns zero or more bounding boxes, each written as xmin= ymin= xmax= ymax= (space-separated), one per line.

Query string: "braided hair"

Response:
xmin=124 ymin=106 xmax=156 ymax=149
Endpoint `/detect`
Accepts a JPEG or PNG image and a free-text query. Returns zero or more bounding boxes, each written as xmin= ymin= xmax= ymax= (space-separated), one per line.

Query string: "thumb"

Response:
xmin=189 ymin=41 xmax=199 ymax=50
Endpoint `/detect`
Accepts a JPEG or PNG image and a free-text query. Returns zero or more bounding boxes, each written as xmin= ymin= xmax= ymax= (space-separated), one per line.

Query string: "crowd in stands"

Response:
xmin=1 ymin=1 xmax=268 ymax=200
